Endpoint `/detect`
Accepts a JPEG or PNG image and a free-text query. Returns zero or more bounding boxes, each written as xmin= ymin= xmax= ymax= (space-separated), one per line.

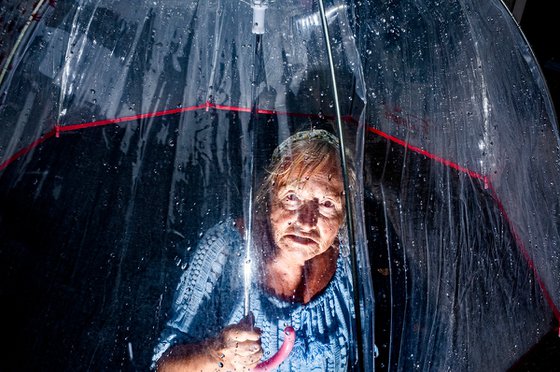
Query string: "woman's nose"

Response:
xmin=297 ymin=200 xmax=319 ymax=227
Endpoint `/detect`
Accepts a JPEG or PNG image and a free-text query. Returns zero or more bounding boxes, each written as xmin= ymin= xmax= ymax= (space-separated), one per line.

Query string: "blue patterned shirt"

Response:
xmin=153 ymin=219 xmax=356 ymax=371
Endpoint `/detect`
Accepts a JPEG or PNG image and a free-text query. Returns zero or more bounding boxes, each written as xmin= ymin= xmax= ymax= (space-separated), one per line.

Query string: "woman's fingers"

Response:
xmin=236 ymin=352 xmax=264 ymax=369
xmin=213 ymin=322 xmax=263 ymax=370
xmin=221 ymin=336 xmax=262 ymax=358
xmin=231 ymin=329 xmax=261 ymax=342
xmin=222 ymin=324 xmax=261 ymax=343
xmin=215 ymin=340 xmax=263 ymax=371
xmin=233 ymin=340 xmax=262 ymax=357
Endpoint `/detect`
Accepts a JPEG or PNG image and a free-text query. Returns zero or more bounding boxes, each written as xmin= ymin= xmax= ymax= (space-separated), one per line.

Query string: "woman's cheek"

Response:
xmin=270 ymin=206 xmax=293 ymax=230
xmin=325 ymin=216 xmax=343 ymax=240
xmin=321 ymin=219 xmax=338 ymax=241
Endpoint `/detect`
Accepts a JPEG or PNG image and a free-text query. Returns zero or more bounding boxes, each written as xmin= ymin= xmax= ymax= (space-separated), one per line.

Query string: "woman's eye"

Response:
xmin=283 ymin=193 xmax=300 ymax=207
xmin=319 ymin=199 xmax=341 ymax=217
xmin=322 ymin=200 xmax=335 ymax=208
xmin=286 ymin=193 xmax=298 ymax=202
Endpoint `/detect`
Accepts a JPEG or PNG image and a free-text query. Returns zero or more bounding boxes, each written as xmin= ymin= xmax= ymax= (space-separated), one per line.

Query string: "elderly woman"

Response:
xmin=152 ymin=129 xmax=356 ymax=371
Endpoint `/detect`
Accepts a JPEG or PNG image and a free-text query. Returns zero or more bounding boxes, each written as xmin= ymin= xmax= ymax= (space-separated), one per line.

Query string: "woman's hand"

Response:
xmin=156 ymin=314 xmax=262 ymax=372
xmin=210 ymin=314 xmax=263 ymax=371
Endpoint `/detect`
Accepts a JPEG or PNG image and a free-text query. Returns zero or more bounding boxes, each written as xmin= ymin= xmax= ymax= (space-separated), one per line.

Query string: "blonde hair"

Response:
xmin=253 ymin=129 xmax=355 ymax=261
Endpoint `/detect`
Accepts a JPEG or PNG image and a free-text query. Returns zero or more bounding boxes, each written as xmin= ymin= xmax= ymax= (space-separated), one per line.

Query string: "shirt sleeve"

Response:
xmin=151 ymin=219 xmax=242 ymax=368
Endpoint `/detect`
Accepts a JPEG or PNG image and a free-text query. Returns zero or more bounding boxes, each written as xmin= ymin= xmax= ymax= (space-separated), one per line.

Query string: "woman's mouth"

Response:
xmin=286 ymin=234 xmax=316 ymax=245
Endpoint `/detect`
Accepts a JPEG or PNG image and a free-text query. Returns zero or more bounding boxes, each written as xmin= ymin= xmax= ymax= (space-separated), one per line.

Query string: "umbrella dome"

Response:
xmin=0 ymin=0 xmax=559 ymax=370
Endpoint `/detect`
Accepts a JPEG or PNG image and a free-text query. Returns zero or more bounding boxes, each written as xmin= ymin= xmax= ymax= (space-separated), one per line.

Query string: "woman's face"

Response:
xmin=269 ymin=164 xmax=345 ymax=264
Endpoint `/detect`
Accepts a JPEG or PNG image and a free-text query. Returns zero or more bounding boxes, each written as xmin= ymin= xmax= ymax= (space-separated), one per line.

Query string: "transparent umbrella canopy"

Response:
xmin=356 ymin=1 xmax=560 ymax=370
xmin=0 ymin=0 xmax=559 ymax=371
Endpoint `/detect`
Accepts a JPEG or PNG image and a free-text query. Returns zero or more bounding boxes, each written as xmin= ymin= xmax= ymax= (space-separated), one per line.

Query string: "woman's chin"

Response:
xmin=276 ymin=246 xmax=316 ymax=264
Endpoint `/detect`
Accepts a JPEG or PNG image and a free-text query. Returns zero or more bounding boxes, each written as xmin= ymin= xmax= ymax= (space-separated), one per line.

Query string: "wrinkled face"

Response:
xmin=269 ymin=166 xmax=345 ymax=264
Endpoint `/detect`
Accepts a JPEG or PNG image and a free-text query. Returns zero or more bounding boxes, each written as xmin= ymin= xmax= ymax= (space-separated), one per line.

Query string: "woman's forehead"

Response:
xmin=277 ymin=168 xmax=344 ymax=195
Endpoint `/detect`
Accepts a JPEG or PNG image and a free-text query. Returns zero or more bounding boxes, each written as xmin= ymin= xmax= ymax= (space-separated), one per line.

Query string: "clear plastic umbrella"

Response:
xmin=0 ymin=0 xmax=558 ymax=371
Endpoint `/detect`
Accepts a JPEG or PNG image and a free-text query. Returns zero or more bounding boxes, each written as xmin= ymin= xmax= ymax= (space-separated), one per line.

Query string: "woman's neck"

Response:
xmin=264 ymin=257 xmax=304 ymax=301
xmin=263 ymin=246 xmax=338 ymax=304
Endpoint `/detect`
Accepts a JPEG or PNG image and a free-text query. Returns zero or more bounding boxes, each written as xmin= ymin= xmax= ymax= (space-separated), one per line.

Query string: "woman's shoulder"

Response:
xmin=203 ymin=217 xmax=243 ymax=241
xmin=193 ymin=218 xmax=243 ymax=255
xmin=175 ymin=218 xmax=244 ymax=292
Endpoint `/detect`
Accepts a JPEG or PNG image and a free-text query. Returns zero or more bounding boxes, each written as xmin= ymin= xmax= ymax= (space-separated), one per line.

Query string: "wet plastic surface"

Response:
xmin=1 ymin=0 xmax=559 ymax=370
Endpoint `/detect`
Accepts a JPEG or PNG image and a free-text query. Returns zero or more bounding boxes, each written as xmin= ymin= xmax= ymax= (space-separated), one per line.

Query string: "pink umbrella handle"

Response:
xmin=252 ymin=326 xmax=296 ymax=372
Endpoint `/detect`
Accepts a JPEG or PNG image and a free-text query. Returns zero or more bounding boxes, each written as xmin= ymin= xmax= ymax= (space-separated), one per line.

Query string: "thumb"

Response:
xmin=239 ymin=311 xmax=255 ymax=328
